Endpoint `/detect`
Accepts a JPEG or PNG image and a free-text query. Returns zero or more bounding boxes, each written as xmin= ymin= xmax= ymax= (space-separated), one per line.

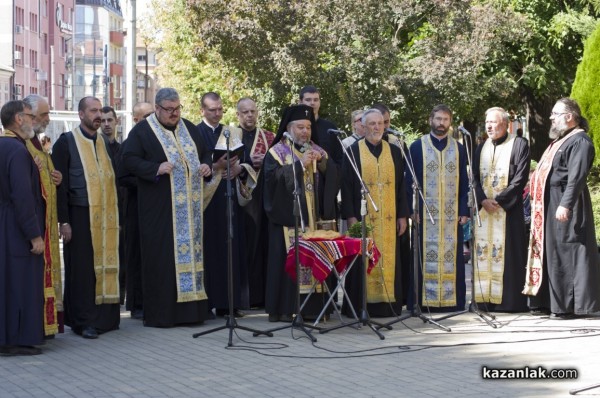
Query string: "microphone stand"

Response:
xmin=193 ymin=128 xmax=273 ymax=345
xmin=319 ymin=134 xmax=388 ymax=339
xmin=433 ymin=131 xmax=498 ymax=328
xmin=375 ymin=134 xmax=450 ymax=332
xmin=256 ymin=136 xmax=320 ymax=341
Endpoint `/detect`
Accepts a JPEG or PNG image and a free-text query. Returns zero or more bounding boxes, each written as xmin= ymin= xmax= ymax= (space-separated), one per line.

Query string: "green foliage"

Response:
xmin=571 ymin=23 xmax=600 ymax=163
xmin=149 ymin=0 xmax=599 ymax=142
xmin=346 ymin=221 xmax=373 ymax=238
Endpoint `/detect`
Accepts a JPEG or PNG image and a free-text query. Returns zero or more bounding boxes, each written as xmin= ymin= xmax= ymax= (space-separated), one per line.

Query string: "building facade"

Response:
xmin=73 ymin=0 xmax=125 ymax=109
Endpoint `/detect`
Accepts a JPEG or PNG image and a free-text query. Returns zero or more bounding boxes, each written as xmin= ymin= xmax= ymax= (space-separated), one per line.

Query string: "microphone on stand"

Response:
xmin=385 ymin=127 xmax=405 ymax=137
xmin=327 ymin=128 xmax=347 ymax=136
xmin=458 ymin=126 xmax=472 ymax=136
xmin=283 ymin=131 xmax=295 ymax=143
xmin=223 ymin=128 xmax=231 ymax=138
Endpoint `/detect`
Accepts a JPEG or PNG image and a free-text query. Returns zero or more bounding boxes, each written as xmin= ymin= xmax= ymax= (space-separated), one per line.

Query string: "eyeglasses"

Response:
xmin=550 ymin=111 xmax=570 ymax=117
xmin=157 ymin=104 xmax=184 ymax=114
xmin=20 ymin=112 xmax=36 ymax=119
xmin=354 ymin=118 xmax=362 ymax=123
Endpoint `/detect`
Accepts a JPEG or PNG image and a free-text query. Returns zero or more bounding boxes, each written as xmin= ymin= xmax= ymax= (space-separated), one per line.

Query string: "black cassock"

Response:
xmin=540 ymin=132 xmax=600 ymax=315
xmin=473 ymin=135 xmax=530 ymax=312
xmin=53 ymin=128 xmax=120 ymax=333
xmin=198 ymin=121 xmax=249 ymax=312
xmin=117 ymin=138 xmax=143 ymax=315
xmin=263 ymin=144 xmax=338 ymax=318
xmin=340 ymin=139 xmax=409 ymax=317
xmin=122 ymin=119 xmax=209 ymax=327
xmin=0 ymin=136 xmax=44 ymax=347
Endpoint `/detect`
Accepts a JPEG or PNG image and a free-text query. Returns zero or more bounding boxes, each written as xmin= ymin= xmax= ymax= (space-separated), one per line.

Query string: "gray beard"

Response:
xmin=549 ymin=125 xmax=566 ymax=140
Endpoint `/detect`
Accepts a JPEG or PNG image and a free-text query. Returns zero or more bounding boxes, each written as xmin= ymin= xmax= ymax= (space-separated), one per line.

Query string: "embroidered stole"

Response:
xmin=72 ymin=127 xmax=120 ymax=304
xmin=26 ymin=139 xmax=61 ymax=335
xmin=522 ymin=129 xmax=583 ymax=296
xmin=250 ymin=128 xmax=274 ymax=168
xmin=359 ymin=140 xmax=396 ymax=302
xmin=421 ymin=135 xmax=460 ymax=307
xmin=474 ymin=136 xmax=515 ymax=303
xmin=269 ymin=141 xmax=327 ymax=293
xmin=146 ymin=115 xmax=207 ymax=302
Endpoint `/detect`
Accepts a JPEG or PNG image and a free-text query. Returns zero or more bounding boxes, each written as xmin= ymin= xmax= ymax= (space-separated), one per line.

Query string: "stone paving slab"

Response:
xmin=1 ymin=308 xmax=600 ymax=398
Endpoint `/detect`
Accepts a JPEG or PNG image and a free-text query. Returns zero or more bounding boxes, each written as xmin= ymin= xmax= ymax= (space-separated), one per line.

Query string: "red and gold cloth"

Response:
xmin=285 ymin=237 xmax=380 ymax=283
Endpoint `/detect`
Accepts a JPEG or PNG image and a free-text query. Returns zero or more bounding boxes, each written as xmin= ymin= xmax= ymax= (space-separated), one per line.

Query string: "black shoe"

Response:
xmin=530 ymin=308 xmax=551 ymax=316
xmin=268 ymin=314 xmax=280 ymax=322
xmin=81 ymin=326 xmax=98 ymax=339
xmin=0 ymin=345 xmax=42 ymax=356
xmin=131 ymin=309 xmax=144 ymax=320
xmin=550 ymin=313 xmax=576 ymax=320
xmin=279 ymin=314 xmax=294 ymax=323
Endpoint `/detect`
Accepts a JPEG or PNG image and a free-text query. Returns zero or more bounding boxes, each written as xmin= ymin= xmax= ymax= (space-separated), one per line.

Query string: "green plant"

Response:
xmin=346 ymin=221 xmax=373 ymax=238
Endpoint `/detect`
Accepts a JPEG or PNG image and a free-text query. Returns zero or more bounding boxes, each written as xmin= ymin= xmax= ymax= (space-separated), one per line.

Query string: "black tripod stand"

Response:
xmin=431 ymin=128 xmax=497 ymax=328
xmin=319 ymin=134 xmax=390 ymax=339
xmin=375 ymin=132 xmax=449 ymax=332
xmin=255 ymin=134 xmax=321 ymax=342
xmin=193 ymin=129 xmax=272 ymax=346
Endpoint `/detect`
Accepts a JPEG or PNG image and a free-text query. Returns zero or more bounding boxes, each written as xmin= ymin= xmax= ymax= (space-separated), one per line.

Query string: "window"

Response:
xmin=15 ymin=45 xmax=24 ymax=66
xmin=29 ymin=86 xmax=37 ymax=95
xmin=30 ymin=13 xmax=38 ymax=32
xmin=60 ymin=37 xmax=66 ymax=57
xmin=60 ymin=74 xmax=65 ymax=98
xmin=30 ymin=50 xmax=38 ymax=69
xmin=43 ymin=33 xmax=48 ymax=55
xmin=137 ymin=54 xmax=146 ymax=62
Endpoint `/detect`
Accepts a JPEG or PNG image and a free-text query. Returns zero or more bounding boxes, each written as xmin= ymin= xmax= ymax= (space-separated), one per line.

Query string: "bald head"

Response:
xmin=133 ymin=102 xmax=154 ymax=124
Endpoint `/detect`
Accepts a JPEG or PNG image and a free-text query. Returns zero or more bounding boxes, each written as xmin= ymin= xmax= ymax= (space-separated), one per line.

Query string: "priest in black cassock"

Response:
xmin=53 ymin=97 xmax=120 ymax=339
xmin=299 ymin=85 xmax=343 ymax=166
xmin=341 ymin=109 xmax=409 ymax=317
xmin=472 ymin=107 xmax=529 ymax=312
xmin=263 ymin=104 xmax=338 ymax=322
xmin=198 ymin=92 xmax=249 ymax=317
xmin=236 ymin=98 xmax=275 ymax=308
xmin=523 ymin=98 xmax=600 ymax=318
xmin=406 ymin=104 xmax=469 ymax=313
xmin=122 ymin=88 xmax=211 ymax=327
xmin=0 ymin=100 xmax=45 ymax=356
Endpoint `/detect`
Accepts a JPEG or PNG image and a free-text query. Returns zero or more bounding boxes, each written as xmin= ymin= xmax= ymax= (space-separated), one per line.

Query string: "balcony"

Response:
xmin=110 ymin=62 xmax=123 ymax=76
xmin=110 ymin=31 xmax=124 ymax=47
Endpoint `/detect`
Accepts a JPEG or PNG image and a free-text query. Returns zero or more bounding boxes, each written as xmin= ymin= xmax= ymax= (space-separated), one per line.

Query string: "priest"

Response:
xmin=341 ymin=109 xmax=409 ymax=317
xmin=263 ymin=104 xmax=338 ymax=322
xmin=523 ymin=98 xmax=600 ymax=318
xmin=472 ymin=107 xmax=529 ymax=312
xmin=122 ymin=88 xmax=211 ymax=327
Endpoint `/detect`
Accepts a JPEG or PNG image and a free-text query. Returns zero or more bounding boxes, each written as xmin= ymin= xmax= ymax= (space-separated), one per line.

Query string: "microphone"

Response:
xmin=458 ymin=126 xmax=472 ymax=136
xmin=385 ymin=127 xmax=404 ymax=137
xmin=327 ymin=128 xmax=346 ymax=136
xmin=282 ymin=131 xmax=294 ymax=143
xmin=223 ymin=128 xmax=230 ymax=138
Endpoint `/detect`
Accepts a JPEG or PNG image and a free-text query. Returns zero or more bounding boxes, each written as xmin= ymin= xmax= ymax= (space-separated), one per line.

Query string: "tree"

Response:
xmin=571 ymin=23 xmax=600 ymax=162
xmin=152 ymin=0 xmax=599 ymax=152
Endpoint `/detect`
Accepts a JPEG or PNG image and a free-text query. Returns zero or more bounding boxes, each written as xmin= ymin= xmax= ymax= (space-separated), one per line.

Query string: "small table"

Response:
xmin=285 ymin=236 xmax=380 ymax=326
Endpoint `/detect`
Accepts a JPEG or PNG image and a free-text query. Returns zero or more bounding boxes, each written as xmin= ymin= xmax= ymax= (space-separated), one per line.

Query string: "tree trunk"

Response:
xmin=522 ymin=88 xmax=554 ymax=161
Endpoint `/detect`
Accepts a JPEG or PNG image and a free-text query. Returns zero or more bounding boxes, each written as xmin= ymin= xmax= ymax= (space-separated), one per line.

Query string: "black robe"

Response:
xmin=53 ymin=127 xmax=121 ymax=334
xmin=340 ymin=139 xmax=410 ymax=317
xmin=0 ymin=135 xmax=44 ymax=347
xmin=473 ymin=135 xmax=530 ymax=312
xmin=117 ymin=138 xmax=143 ymax=314
xmin=406 ymin=134 xmax=469 ymax=312
xmin=542 ymin=132 xmax=600 ymax=315
xmin=263 ymin=143 xmax=338 ymax=318
xmin=198 ymin=121 xmax=249 ymax=312
xmin=122 ymin=118 xmax=209 ymax=327
xmin=240 ymin=127 xmax=272 ymax=308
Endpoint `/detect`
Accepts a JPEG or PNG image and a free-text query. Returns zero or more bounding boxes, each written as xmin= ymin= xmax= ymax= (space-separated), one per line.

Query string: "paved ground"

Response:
xmin=1 ymin=306 xmax=600 ymax=398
